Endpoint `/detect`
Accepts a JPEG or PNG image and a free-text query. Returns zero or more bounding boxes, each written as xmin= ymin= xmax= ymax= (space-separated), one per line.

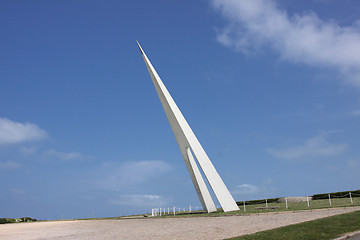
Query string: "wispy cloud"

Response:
xmin=44 ymin=149 xmax=87 ymax=161
xmin=10 ymin=188 xmax=37 ymax=201
xmin=351 ymin=109 xmax=360 ymax=116
xmin=211 ymin=0 xmax=360 ymax=86
xmin=108 ymin=194 xmax=166 ymax=206
xmin=0 ymin=117 xmax=47 ymax=146
xmin=347 ymin=159 xmax=360 ymax=169
xmin=267 ymin=133 xmax=347 ymax=160
xmin=19 ymin=146 xmax=37 ymax=155
xmin=11 ymin=188 xmax=27 ymax=196
xmin=95 ymin=160 xmax=172 ymax=190
xmin=233 ymin=184 xmax=259 ymax=194
xmin=0 ymin=161 xmax=24 ymax=170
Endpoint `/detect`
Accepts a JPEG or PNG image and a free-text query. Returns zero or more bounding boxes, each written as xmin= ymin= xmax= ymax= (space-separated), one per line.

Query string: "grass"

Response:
xmin=227 ymin=210 xmax=360 ymax=240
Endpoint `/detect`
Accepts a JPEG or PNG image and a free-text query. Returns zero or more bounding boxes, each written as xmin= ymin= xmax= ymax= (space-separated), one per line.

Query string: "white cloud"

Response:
xmin=347 ymin=159 xmax=360 ymax=169
xmin=0 ymin=117 xmax=47 ymax=146
xmin=0 ymin=161 xmax=24 ymax=170
xmin=44 ymin=149 xmax=86 ymax=161
xmin=351 ymin=109 xmax=360 ymax=116
xmin=263 ymin=177 xmax=274 ymax=185
xmin=114 ymin=160 xmax=171 ymax=184
xmin=96 ymin=160 xmax=171 ymax=190
xmin=10 ymin=188 xmax=37 ymax=201
xmin=212 ymin=0 xmax=360 ymax=86
xmin=19 ymin=146 xmax=37 ymax=155
xmin=108 ymin=194 xmax=166 ymax=206
xmin=233 ymin=184 xmax=259 ymax=194
xmin=267 ymin=133 xmax=347 ymax=160
xmin=11 ymin=188 xmax=27 ymax=196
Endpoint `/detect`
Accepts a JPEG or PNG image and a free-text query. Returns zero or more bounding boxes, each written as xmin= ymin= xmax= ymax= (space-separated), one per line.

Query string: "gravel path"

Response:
xmin=1 ymin=207 xmax=359 ymax=240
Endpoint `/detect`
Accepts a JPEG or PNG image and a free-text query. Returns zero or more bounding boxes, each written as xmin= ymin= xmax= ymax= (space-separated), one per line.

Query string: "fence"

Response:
xmin=151 ymin=192 xmax=360 ymax=216
xmin=151 ymin=205 xmax=203 ymax=216
xmin=238 ymin=192 xmax=360 ymax=213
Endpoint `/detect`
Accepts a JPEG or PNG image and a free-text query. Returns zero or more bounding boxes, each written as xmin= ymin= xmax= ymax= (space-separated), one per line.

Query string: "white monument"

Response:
xmin=137 ymin=42 xmax=239 ymax=213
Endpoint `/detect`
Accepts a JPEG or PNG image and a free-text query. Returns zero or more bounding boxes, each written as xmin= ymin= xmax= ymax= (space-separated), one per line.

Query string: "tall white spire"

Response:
xmin=137 ymin=42 xmax=239 ymax=213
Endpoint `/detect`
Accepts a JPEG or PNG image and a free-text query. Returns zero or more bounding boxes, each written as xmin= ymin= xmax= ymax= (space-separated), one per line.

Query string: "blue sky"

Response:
xmin=1 ymin=0 xmax=360 ymax=220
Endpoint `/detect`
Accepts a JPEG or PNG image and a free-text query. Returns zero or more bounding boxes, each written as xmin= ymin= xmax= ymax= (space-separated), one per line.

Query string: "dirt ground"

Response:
xmin=1 ymin=207 xmax=359 ymax=240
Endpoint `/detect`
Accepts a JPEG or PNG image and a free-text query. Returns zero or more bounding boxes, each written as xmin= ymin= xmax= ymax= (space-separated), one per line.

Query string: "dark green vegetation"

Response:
xmin=236 ymin=198 xmax=279 ymax=206
xmin=313 ymin=190 xmax=360 ymax=200
xmin=0 ymin=217 xmax=37 ymax=224
xmin=227 ymin=210 xmax=360 ymax=240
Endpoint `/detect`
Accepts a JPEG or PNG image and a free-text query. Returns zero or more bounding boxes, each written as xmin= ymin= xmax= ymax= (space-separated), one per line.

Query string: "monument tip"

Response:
xmin=136 ymin=41 xmax=144 ymax=55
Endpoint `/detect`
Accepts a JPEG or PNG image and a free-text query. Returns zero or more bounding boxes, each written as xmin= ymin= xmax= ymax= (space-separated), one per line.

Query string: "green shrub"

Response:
xmin=0 ymin=217 xmax=37 ymax=224
xmin=237 ymin=198 xmax=280 ymax=206
xmin=312 ymin=190 xmax=360 ymax=200
xmin=0 ymin=218 xmax=8 ymax=224
xmin=22 ymin=217 xmax=37 ymax=222
xmin=0 ymin=218 xmax=16 ymax=224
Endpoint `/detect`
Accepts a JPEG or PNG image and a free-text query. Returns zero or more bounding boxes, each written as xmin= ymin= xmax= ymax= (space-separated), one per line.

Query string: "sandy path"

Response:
xmin=1 ymin=207 xmax=359 ymax=240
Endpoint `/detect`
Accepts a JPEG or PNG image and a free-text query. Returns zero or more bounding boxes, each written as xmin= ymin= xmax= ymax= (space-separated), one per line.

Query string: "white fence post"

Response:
xmin=173 ymin=206 xmax=176 ymax=216
xmin=329 ymin=194 xmax=332 ymax=206
xmin=350 ymin=192 xmax=353 ymax=204
xmin=160 ymin=208 xmax=162 ymax=216
xmin=189 ymin=205 xmax=192 ymax=213
xmin=152 ymin=209 xmax=154 ymax=217
xmin=243 ymin=201 xmax=246 ymax=212
xmin=285 ymin=197 xmax=288 ymax=209
xmin=265 ymin=199 xmax=268 ymax=208
xmin=307 ymin=196 xmax=310 ymax=208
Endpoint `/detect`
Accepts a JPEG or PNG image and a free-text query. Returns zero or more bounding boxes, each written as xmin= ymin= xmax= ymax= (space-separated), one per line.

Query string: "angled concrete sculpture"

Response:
xmin=137 ymin=42 xmax=239 ymax=213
